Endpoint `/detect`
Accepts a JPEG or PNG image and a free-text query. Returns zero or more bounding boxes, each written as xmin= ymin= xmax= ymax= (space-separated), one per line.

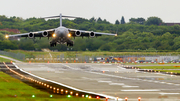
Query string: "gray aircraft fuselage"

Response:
xmin=51 ymin=26 xmax=72 ymax=46
xmin=55 ymin=26 xmax=69 ymax=37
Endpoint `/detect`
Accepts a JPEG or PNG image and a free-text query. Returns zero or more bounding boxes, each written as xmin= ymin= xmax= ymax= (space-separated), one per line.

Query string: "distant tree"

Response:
xmin=173 ymin=24 xmax=180 ymax=30
xmin=73 ymin=18 xmax=88 ymax=24
xmin=121 ymin=16 xmax=125 ymax=24
xmin=0 ymin=33 xmax=4 ymax=40
xmin=129 ymin=18 xmax=145 ymax=24
xmin=129 ymin=18 xmax=136 ymax=22
xmin=145 ymin=17 xmax=163 ymax=25
xmin=102 ymin=19 xmax=110 ymax=24
xmin=89 ymin=17 xmax=96 ymax=22
xmin=97 ymin=17 xmax=102 ymax=23
xmin=137 ymin=18 xmax=145 ymax=24
xmin=115 ymin=20 xmax=120 ymax=24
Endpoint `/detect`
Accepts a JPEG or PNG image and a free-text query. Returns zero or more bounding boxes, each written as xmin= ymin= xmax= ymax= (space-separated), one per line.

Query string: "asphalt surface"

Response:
xmin=15 ymin=63 xmax=180 ymax=101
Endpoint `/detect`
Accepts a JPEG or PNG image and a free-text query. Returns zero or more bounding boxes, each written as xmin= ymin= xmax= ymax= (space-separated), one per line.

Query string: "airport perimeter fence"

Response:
xmin=0 ymin=50 xmax=179 ymax=63
xmin=0 ymin=51 xmax=25 ymax=61
xmin=25 ymin=54 xmax=180 ymax=63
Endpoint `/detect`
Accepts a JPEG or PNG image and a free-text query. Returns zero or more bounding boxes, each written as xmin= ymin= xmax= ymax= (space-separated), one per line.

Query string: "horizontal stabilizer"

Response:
xmin=42 ymin=15 xmax=81 ymax=19
xmin=41 ymin=13 xmax=81 ymax=26
xmin=42 ymin=16 xmax=59 ymax=19
xmin=62 ymin=15 xmax=81 ymax=18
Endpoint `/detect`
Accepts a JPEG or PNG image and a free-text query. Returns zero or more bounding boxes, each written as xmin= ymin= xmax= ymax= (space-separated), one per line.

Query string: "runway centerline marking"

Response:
xmin=159 ymin=93 xmax=180 ymax=95
xmin=61 ymin=63 xmax=180 ymax=88
xmin=109 ymin=83 xmax=124 ymax=85
xmin=98 ymin=81 xmax=112 ymax=83
xmin=121 ymin=89 xmax=160 ymax=92
xmin=122 ymin=86 xmax=139 ymax=88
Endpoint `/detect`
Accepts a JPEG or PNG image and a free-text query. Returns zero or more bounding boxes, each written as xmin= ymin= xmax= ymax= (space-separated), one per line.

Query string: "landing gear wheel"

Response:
xmin=50 ymin=42 xmax=56 ymax=47
xmin=67 ymin=43 xmax=73 ymax=47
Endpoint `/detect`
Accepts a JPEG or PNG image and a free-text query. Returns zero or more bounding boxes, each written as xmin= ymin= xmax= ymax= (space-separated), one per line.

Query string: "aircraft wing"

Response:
xmin=7 ymin=29 xmax=55 ymax=38
xmin=68 ymin=28 xmax=117 ymax=37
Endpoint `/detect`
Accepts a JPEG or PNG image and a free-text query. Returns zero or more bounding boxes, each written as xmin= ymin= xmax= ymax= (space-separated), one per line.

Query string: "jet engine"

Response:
xmin=28 ymin=32 xmax=34 ymax=38
xmin=42 ymin=31 xmax=48 ymax=37
xmin=75 ymin=31 xmax=81 ymax=36
xmin=89 ymin=32 xmax=95 ymax=37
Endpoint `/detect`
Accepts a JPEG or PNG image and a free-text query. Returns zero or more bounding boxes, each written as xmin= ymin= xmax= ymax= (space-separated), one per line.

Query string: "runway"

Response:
xmin=16 ymin=63 xmax=180 ymax=101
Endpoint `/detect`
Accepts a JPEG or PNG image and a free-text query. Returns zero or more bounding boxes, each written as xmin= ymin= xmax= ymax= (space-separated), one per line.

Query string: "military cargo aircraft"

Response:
xmin=6 ymin=13 xmax=117 ymax=47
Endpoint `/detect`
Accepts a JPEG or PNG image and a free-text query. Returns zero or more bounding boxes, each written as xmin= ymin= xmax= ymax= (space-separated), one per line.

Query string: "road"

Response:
xmin=15 ymin=63 xmax=180 ymax=101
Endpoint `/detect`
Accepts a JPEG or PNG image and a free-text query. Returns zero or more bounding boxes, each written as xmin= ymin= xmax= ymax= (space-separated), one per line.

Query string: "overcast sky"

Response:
xmin=1 ymin=0 xmax=180 ymax=24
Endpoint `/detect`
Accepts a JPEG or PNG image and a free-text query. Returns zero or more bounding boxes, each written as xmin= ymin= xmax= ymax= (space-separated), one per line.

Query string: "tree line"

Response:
xmin=0 ymin=15 xmax=180 ymax=52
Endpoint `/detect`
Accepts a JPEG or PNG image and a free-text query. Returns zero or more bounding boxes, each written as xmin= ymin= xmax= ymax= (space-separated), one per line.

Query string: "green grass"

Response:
xmin=137 ymin=65 xmax=180 ymax=74
xmin=0 ymin=57 xmax=12 ymax=62
xmin=158 ymin=70 xmax=180 ymax=73
xmin=0 ymin=71 xmax=101 ymax=101
xmin=124 ymin=63 xmax=180 ymax=65
xmin=139 ymin=66 xmax=180 ymax=69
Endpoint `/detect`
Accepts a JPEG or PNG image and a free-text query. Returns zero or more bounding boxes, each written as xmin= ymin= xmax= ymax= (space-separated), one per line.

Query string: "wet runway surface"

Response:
xmin=16 ymin=63 xmax=180 ymax=101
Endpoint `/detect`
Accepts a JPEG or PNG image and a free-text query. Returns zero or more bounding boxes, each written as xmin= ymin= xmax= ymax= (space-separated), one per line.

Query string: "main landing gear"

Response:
xmin=50 ymin=42 xmax=56 ymax=47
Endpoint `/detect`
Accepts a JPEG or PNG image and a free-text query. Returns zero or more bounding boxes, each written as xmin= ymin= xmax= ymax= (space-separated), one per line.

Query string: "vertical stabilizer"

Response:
xmin=60 ymin=13 xmax=62 ymax=26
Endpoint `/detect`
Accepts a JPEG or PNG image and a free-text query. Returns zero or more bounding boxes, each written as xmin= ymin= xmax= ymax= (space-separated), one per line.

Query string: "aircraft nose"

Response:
xmin=59 ymin=30 xmax=65 ymax=37
xmin=59 ymin=31 xmax=64 ymax=37
xmin=60 ymin=30 xmax=64 ymax=34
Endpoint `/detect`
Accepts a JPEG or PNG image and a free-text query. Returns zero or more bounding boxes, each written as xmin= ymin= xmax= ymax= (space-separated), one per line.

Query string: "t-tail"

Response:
xmin=42 ymin=13 xmax=81 ymax=27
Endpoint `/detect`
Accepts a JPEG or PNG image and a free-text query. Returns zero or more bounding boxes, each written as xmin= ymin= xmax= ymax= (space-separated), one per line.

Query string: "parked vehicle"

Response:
xmin=135 ymin=60 xmax=145 ymax=63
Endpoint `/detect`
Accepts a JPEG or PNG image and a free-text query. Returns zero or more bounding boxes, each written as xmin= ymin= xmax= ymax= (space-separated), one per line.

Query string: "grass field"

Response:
xmin=8 ymin=50 xmax=180 ymax=58
xmin=0 ymin=71 xmax=100 ymax=101
xmin=158 ymin=70 xmax=180 ymax=73
xmin=137 ymin=65 xmax=180 ymax=74
xmin=138 ymin=66 xmax=180 ymax=69
xmin=0 ymin=57 xmax=12 ymax=62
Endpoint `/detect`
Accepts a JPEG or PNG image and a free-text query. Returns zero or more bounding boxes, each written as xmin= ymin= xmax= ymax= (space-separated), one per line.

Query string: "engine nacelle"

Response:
xmin=89 ymin=32 xmax=95 ymax=37
xmin=75 ymin=31 xmax=81 ymax=36
xmin=42 ymin=31 xmax=48 ymax=37
xmin=28 ymin=32 xmax=34 ymax=38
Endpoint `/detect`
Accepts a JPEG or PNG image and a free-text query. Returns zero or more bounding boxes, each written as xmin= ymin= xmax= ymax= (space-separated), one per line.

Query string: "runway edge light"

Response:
xmin=125 ymin=97 xmax=128 ymax=101
xmin=50 ymin=95 xmax=53 ymax=97
xmin=32 ymin=95 xmax=35 ymax=98
xmin=67 ymin=95 xmax=71 ymax=98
